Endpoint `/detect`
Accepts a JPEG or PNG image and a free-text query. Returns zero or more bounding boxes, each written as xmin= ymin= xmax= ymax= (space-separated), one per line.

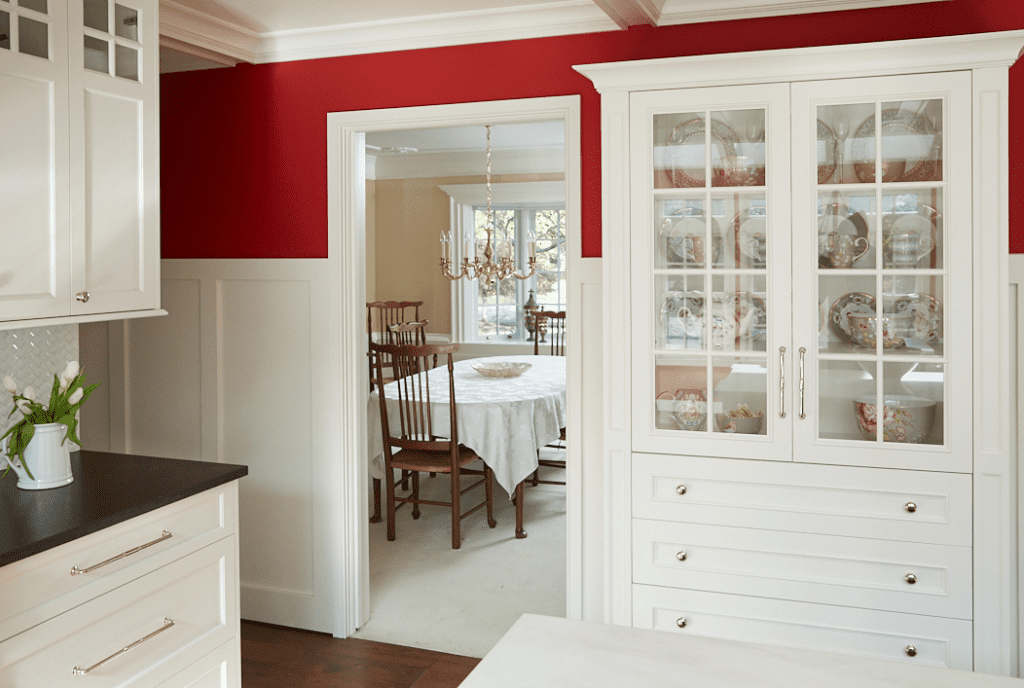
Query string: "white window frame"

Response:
xmin=440 ymin=181 xmax=565 ymax=343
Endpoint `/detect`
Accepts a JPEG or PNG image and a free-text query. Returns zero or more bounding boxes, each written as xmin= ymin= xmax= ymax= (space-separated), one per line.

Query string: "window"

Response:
xmin=473 ymin=206 xmax=565 ymax=340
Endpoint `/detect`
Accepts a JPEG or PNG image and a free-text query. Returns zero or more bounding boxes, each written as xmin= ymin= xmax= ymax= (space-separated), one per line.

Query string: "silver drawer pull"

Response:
xmin=675 ymin=485 xmax=687 ymax=496
xmin=71 ymin=530 xmax=173 ymax=576
xmin=676 ymin=551 xmax=687 ymax=562
xmin=72 ymin=618 xmax=175 ymax=675
xmin=676 ymin=617 xmax=688 ymax=628
xmin=904 ymin=502 xmax=917 ymax=513
xmin=905 ymin=573 xmax=917 ymax=585
xmin=904 ymin=644 xmax=918 ymax=657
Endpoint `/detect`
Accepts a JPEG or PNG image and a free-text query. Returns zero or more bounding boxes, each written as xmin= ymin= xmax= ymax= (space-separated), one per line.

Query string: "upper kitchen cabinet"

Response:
xmin=0 ymin=0 xmax=161 ymax=327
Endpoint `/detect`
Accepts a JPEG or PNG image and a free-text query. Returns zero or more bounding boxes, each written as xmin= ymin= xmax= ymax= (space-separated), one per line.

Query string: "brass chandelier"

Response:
xmin=440 ymin=125 xmax=536 ymax=284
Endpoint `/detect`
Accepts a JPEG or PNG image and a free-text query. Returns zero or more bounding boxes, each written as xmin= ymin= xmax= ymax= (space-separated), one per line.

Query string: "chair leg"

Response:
xmin=451 ymin=469 xmax=462 ymax=549
xmin=386 ymin=471 xmax=397 ymax=542
xmin=485 ymin=465 xmax=497 ymax=528
xmin=370 ymin=478 xmax=382 ymax=523
xmin=411 ymin=472 xmax=421 ymax=519
xmin=531 ymin=467 xmax=539 ymax=487
xmin=401 ymin=469 xmax=411 ymax=491
xmin=514 ymin=481 xmax=527 ymax=539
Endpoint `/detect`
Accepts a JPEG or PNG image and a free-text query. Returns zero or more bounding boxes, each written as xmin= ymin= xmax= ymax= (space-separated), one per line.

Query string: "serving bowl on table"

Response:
xmin=471 ymin=361 xmax=532 ymax=378
xmin=854 ymin=394 xmax=935 ymax=443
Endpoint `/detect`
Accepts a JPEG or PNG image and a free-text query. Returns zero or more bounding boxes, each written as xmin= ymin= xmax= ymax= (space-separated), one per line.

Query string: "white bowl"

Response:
xmin=716 ymin=414 xmax=763 ymax=434
xmin=853 ymin=394 xmax=935 ymax=443
xmin=471 ymin=361 xmax=532 ymax=378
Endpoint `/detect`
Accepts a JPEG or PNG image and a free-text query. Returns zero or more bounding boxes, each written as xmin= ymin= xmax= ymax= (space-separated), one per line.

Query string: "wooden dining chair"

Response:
xmin=530 ymin=310 xmax=567 ymax=485
xmin=371 ymin=341 xmax=497 ymax=549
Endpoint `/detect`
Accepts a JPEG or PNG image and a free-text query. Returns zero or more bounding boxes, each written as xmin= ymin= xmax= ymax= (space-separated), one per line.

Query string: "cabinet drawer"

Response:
xmin=633 ymin=520 xmax=972 ymax=619
xmin=632 ymin=454 xmax=971 ymax=546
xmin=156 ymin=637 xmax=240 ymax=688
xmin=0 ymin=537 xmax=236 ymax=688
xmin=0 ymin=483 xmax=236 ymax=641
xmin=632 ymin=585 xmax=973 ymax=670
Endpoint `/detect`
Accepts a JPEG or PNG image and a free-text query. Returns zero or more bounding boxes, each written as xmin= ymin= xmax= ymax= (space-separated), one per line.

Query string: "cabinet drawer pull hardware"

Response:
xmin=676 ymin=617 xmax=688 ymax=628
xmin=904 ymin=573 xmax=917 ymax=585
xmin=72 ymin=618 xmax=175 ymax=675
xmin=779 ymin=346 xmax=786 ymax=418
xmin=797 ymin=347 xmax=806 ymax=419
xmin=70 ymin=530 xmax=173 ymax=575
xmin=904 ymin=502 xmax=917 ymax=513
xmin=675 ymin=485 xmax=687 ymax=496
xmin=676 ymin=551 xmax=687 ymax=561
xmin=76 ymin=291 xmax=90 ymax=303
xmin=904 ymin=645 xmax=917 ymax=657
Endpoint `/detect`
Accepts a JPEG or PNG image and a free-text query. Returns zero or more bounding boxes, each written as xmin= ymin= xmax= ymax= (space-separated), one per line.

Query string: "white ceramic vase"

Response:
xmin=3 ymin=422 xmax=74 ymax=490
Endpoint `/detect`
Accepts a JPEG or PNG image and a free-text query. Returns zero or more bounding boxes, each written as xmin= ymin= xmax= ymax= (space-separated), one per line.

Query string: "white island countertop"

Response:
xmin=459 ymin=614 xmax=1024 ymax=688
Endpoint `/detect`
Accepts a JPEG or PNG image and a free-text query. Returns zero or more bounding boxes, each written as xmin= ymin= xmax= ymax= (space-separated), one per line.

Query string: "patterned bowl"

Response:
xmin=853 ymin=394 xmax=935 ymax=443
xmin=847 ymin=313 xmax=913 ymax=349
xmin=471 ymin=361 xmax=532 ymax=378
xmin=715 ymin=414 xmax=764 ymax=434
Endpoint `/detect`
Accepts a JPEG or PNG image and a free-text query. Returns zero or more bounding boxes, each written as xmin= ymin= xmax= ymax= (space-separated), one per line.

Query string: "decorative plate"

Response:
xmin=471 ymin=361 xmax=532 ymax=378
xmin=882 ymin=204 xmax=940 ymax=267
xmin=659 ymin=211 xmax=722 ymax=267
xmin=817 ymin=201 xmax=870 ymax=267
xmin=666 ymin=119 xmax=740 ymax=188
xmin=852 ymin=109 xmax=940 ymax=183
xmin=723 ymin=291 xmax=767 ymax=340
xmin=729 ymin=207 xmax=767 ymax=268
xmin=891 ymin=293 xmax=942 ymax=341
xmin=661 ymin=293 xmax=705 ymax=343
xmin=816 ymin=119 xmax=838 ymax=184
xmin=828 ymin=292 xmax=877 ymax=342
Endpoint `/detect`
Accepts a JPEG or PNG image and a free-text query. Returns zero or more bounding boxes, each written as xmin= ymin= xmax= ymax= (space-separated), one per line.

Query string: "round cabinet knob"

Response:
xmin=905 ymin=573 xmax=917 ymax=585
xmin=904 ymin=502 xmax=917 ymax=513
xmin=676 ymin=617 xmax=688 ymax=628
xmin=676 ymin=485 xmax=687 ymax=495
xmin=904 ymin=645 xmax=918 ymax=657
xmin=76 ymin=291 xmax=90 ymax=303
xmin=676 ymin=551 xmax=687 ymax=562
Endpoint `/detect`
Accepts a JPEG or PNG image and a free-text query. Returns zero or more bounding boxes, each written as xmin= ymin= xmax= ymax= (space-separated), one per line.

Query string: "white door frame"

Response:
xmin=327 ymin=96 xmax=583 ymax=637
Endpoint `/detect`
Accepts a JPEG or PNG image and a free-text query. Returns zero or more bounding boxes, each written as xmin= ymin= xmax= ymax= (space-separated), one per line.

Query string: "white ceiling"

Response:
xmin=158 ymin=0 xmax=943 ymax=73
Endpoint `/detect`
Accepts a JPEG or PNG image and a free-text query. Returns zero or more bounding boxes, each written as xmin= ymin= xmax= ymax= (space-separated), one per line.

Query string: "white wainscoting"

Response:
xmin=103 ymin=259 xmax=340 ymax=634
xmin=1012 ymin=254 xmax=1024 ymax=677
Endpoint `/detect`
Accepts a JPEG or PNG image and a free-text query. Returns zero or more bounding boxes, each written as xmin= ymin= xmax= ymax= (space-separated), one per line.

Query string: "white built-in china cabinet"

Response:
xmin=577 ymin=31 xmax=1023 ymax=675
xmin=0 ymin=0 xmax=162 ymax=327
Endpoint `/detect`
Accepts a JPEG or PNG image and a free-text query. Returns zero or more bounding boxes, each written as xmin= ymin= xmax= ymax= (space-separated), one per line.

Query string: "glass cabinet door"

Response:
xmin=632 ymin=83 xmax=793 ymax=461
xmin=792 ymin=73 xmax=973 ymax=473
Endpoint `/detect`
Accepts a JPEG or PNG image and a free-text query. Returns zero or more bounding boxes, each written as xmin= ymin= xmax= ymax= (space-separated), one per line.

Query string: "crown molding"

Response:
xmin=254 ymin=2 xmax=618 ymax=64
xmin=656 ymin=0 xmax=949 ymax=26
xmin=368 ymin=148 xmax=566 ymax=181
xmin=159 ymin=0 xmax=258 ymax=64
xmin=591 ymin=0 xmax=663 ymax=28
xmin=439 ymin=181 xmax=566 ymax=206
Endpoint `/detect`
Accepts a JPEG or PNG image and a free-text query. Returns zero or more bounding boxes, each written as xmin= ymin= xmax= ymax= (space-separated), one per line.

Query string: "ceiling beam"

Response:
xmin=590 ymin=0 xmax=665 ymax=28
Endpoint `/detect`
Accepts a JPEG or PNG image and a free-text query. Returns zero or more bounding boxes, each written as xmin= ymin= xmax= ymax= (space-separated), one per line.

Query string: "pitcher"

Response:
xmin=2 ymin=422 xmax=74 ymax=490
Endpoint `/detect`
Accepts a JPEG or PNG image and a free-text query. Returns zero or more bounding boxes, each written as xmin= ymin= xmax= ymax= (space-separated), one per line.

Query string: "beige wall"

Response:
xmin=372 ymin=173 xmax=563 ymax=334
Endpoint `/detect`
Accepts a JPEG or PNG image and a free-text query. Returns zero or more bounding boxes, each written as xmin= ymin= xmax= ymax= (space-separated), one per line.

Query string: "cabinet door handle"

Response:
xmin=798 ymin=347 xmax=806 ymax=419
xmin=779 ymin=346 xmax=786 ymax=418
xmin=72 ymin=618 xmax=175 ymax=675
xmin=676 ymin=617 xmax=688 ymax=628
xmin=70 ymin=530 xmax=173 ymax=575
xmin=76 ymin=291 xmax=90 ymax=303
xmin=904 ymin=645 xmax=918 ymax=657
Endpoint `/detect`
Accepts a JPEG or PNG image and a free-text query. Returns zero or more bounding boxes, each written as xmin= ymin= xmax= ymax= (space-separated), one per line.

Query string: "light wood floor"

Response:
xmin=241 ymin=620 xmax=480 ymax=687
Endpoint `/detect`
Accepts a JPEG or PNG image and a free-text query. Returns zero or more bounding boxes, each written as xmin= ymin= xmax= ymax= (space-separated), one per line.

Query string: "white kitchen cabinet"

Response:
xmin=0 ymin=0 xmax=161 ymax=327
xmin=577 ymin=31 xmax=1024 ymax=674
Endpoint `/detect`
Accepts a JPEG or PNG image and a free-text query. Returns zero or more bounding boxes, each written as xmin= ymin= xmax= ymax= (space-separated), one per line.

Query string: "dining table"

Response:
xmin=367 ymin=354 xmax=566 ymax=538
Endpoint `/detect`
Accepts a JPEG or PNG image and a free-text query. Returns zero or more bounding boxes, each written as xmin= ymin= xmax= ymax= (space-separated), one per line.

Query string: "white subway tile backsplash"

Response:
xmin=0 ymin=325 xmax=79 ymax=434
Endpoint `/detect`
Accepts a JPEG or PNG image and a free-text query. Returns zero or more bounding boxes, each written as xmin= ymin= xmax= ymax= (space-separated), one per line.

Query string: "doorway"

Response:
xmin=326 ymin=96 xmax=583 ymax=639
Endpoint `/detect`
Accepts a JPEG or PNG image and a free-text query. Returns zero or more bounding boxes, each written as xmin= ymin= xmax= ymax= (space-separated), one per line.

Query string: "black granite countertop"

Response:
xmin=0 ymin=450 xmax=247 ymax=567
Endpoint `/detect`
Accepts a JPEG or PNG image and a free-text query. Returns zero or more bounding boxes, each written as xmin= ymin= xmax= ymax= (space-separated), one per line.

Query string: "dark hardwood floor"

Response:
xmin=241 ymin=620 xmax=480 ymax=688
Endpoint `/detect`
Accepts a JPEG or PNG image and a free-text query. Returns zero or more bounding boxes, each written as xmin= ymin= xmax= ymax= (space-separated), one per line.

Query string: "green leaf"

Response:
xmin=64 ymin=419 xmax=81 ymax=447
xmin=48 ymin=373 xmax=60 ymax=410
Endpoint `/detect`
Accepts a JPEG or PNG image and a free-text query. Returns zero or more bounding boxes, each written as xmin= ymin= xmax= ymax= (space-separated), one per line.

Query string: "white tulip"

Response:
xmin=68 ymin=387 xmax=84 ymax=405
xmin=22 ymin=386 xmax=35 ymax=402
xmin=3 ymin=376 xmax=16 ymax=394
xmin=60 ymin=361 xmax=80 ymax=391
xmin=16 ymin=398 xmax=31 ymax=415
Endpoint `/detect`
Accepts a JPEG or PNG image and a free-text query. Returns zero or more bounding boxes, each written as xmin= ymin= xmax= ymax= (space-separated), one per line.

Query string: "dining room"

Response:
xmin=353 ymin=116 xmax=573 ymax=656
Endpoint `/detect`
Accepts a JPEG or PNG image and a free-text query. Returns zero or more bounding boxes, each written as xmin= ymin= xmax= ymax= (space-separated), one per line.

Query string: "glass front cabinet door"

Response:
xmin=632 ymin=73 xmax=972 ymax=473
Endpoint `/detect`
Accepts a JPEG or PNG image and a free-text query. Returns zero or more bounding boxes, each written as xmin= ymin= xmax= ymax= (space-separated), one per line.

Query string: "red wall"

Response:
xmin=160 ymin=1 xmax=1024 ymax=259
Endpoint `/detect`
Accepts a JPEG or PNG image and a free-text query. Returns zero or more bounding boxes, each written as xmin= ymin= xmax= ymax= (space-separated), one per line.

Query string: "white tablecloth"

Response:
xmin=368 ymin=355 xmax=567 ymax=495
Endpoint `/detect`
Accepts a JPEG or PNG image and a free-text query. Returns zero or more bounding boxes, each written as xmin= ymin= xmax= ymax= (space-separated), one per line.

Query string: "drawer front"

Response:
xmin=157 ymin=637 xmax=240 ymax=688
xmin=0 ymin=482 xmax=237 ymax=641
xmin=632 ymin=453 xmax=971 ymax=546
xmin=632 ymin=585 xmax=973 ymax=670
xmin=633 ymin=520 xmax=972 ymax=619
xmin=0 ymin=537 xmax=236 ymax=688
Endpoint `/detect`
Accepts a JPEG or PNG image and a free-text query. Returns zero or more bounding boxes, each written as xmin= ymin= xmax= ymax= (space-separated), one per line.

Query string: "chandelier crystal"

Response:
xmin=440 ymin=125 xmax=536 ymax=285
